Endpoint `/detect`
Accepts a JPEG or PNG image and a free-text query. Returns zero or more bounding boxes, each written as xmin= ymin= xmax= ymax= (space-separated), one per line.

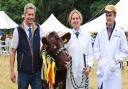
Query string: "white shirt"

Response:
xmin=11 ymin=23 xmax=44 ymax=49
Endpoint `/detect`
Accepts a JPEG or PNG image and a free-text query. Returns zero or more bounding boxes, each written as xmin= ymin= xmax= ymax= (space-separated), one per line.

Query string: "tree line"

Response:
xmin=0 ymin=0 xmax=119 ymax=29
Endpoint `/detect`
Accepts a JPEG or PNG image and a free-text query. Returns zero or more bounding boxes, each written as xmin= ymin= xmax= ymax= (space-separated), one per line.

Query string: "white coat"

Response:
xmin=94 ymin=24 xmax=128 ymax=89
xmin=66 ymin=28 xmax=94 ymax=89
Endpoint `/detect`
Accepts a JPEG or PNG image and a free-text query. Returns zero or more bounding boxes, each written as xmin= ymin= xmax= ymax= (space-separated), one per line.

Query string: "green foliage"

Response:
xmin=0 ymin=0 xmax=34 ymax=24
xmin=89 ymin=0 xmax=119 ymax=22
xmin=0 ymin=0 xmax=119 ymax=31
xmin=34 ymin=0 xmax=119 ymax=27
xmin=34 ymin=0 xmax=94 ymax=27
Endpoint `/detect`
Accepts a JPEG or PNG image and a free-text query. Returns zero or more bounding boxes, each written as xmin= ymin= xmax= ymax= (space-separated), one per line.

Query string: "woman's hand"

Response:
xmin=83 ymin=67 xmax=91 ymax=77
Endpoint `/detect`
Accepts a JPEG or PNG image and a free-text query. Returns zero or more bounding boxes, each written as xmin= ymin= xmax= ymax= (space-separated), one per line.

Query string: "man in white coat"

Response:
xmin=94 ymin=5 xmax=128 ymax=89
xmin=66 ymin=9 xmax=94 ymax=89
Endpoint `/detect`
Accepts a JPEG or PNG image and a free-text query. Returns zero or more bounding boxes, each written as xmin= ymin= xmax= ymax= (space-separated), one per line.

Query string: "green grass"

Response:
xmin=0 ymin=56 xmax=128 ymax=89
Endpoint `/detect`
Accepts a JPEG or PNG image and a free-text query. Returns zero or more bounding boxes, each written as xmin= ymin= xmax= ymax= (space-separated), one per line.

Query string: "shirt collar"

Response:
xmin=106 ymin=21 xmax=116 ymax=31
xmin=73 ymin=28 xmax=81 ymax=33
xmin=23 ymin=23 xmax=32 ymax=31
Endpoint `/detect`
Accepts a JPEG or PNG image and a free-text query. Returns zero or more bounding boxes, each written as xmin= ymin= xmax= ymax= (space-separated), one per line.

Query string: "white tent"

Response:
xmin=0 ymin=11 xmax=18 ymax=29
xmin=41 ymin=14 xmax=70 ymax=33
xmin=81 ymin=0 xmax=128 ymax=32
xmin=115 ymin=0 xmax=128 ymax=31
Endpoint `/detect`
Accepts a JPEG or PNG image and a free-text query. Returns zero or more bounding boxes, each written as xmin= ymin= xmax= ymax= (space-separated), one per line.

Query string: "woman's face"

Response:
xmin=71 ymin=13 xmax=81 ymax=30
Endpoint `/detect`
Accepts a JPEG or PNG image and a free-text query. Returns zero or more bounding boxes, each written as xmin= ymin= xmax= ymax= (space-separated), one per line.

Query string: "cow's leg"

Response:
xmin=55 ymin=69 xmax=67 ymax=89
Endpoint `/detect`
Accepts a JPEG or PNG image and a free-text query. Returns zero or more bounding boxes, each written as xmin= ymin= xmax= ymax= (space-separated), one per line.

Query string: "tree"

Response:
xmin=0 ymin=0 xmax=34 ymax=24
xmin=34 ymin=0 xmax=119 ymax=27
xmin=0 ymin=0 xmax=119 ymax=29
xmin=89 ymin=0 xmax=119 ymax=22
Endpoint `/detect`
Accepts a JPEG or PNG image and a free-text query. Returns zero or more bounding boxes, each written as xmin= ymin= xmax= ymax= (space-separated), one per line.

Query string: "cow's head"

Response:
xmin=42 ymin=31 xmax=71 ymax=69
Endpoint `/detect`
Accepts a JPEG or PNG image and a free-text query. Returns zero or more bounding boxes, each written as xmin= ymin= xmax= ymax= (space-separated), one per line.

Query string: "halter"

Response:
xmin=55 ymin=47 xmax=67 ymax=56
xmin=43 ymin=49 xmax=55 ymax=62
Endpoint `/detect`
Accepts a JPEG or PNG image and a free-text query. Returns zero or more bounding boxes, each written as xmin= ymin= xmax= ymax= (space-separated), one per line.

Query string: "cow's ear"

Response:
xmin=42 ymin=37 xmax=47 ymax=45
xmin=61 ymin=32 xmax=71 ymax=44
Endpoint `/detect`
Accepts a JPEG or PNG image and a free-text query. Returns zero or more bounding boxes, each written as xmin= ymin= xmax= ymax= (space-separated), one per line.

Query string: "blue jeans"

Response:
xmin=18 ymin=71 xmax=43 ymax=89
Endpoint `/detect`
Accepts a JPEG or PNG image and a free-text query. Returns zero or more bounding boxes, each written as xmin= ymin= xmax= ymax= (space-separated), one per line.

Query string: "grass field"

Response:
xmin=0 ymin=56 xmax=128 ymax=89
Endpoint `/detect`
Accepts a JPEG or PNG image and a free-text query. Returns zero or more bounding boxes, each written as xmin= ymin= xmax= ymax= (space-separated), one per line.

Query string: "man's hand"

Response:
xmin=10 ymin=71 xmax=16 ymax=83
xmin=10 ymin=48 xmax=16 ymax=83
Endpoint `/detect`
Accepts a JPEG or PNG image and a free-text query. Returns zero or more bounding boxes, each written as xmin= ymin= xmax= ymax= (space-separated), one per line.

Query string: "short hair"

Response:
xmin=68 ymin=9 xmax=83 ymax=25
xmin=24 ymin=3 xmax=36 ymax=14
xmin=105 ymin=5 xmax=116 ymax=15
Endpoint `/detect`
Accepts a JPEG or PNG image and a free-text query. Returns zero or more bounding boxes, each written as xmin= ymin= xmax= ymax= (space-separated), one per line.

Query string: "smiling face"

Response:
xmin=71 ymin=12 xmax=81 ymax=30
xmin=24 ymin=8 xmax=35 ymax=26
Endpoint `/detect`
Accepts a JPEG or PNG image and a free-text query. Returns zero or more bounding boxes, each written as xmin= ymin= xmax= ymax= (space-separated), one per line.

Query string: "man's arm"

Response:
xmin=115 ymin=30 xmax=128 ymax=63
xmin=10 ymin=48 xmax=16 ymax=83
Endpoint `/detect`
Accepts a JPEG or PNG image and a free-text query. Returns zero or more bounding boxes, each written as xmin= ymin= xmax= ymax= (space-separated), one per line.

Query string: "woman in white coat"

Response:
xmin=66 ymin=9 xmax=94 ymax=89
xmin=94 ymin=5 xmax=128 ymax=89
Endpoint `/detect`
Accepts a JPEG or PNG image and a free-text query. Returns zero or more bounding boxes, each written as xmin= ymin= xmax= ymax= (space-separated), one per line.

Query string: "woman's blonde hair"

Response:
xmin=68 ymin=9 xmax=83 ymax=25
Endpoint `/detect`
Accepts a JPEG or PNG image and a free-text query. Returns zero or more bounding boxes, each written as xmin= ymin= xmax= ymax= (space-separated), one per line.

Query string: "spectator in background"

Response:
xmin=0 ymin=34 xmax=6 ymax=51
xmin=0 ymin=31 xmax=4 ymax=39
xmin=5 ymin=33 xmax=10 ymax=54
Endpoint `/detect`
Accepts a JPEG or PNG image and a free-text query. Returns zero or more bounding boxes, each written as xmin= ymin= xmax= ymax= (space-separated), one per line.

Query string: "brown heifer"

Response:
xmin=41 ymin=31 xmax=71 ymax=89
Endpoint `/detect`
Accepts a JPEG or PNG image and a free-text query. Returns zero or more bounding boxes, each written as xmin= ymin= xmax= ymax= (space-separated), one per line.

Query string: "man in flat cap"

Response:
xmin=94 ymin=4 xmax=128 ymax=89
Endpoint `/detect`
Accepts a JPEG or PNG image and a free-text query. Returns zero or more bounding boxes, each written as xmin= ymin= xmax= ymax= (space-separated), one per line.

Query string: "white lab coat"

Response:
xmin=66 ymin=28 xmax=94 ymax=89
xmin=94 ymin=24 xmax=128 ymax=89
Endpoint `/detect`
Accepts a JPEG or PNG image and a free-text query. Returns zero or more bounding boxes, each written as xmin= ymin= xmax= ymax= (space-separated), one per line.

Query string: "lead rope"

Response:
xmin=69 ymin=60 xmax=89 ymax=89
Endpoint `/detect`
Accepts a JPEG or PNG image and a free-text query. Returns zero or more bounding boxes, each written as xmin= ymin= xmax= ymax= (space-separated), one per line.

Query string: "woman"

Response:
xmin=66 ymin=9 xmax=94 ymax=89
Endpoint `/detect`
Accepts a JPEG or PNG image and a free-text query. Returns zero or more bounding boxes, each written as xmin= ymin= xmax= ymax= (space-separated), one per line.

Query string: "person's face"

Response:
xmin=24 ymin=8 xmax=35 ymax=26
xmin=71 ymin=13 xmax=81 ymax=30
xmin=106 ymin=11 xmax=116 ymax=26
